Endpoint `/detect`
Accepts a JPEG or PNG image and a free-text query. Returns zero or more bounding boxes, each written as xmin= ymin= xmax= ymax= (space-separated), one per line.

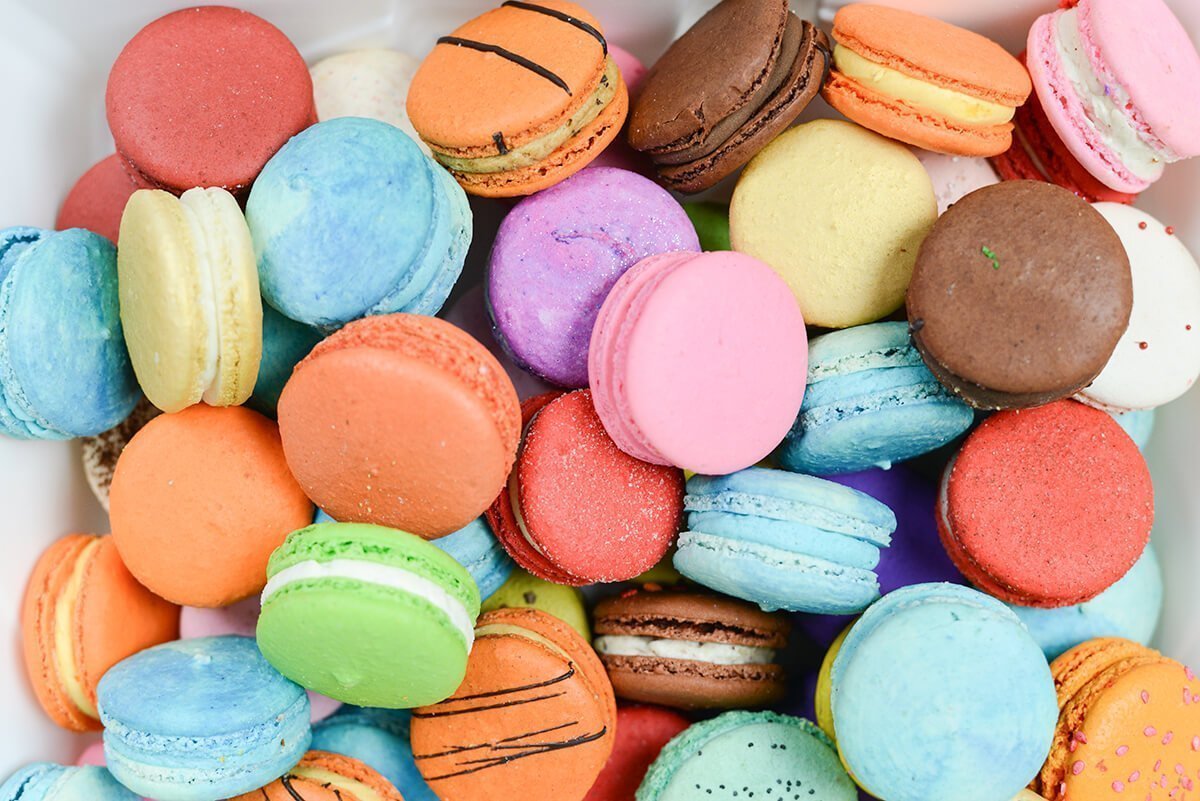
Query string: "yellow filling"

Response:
xmin=475 ymin=623 xmax=572 ymax=661
xmin=834 ymin=44 xmax=1015 ymax=126
xmin=436 ymin=57 xmax=619 ymax=174
xmin=54 ymin=538 xmax=102 ymax=719
xmin=290 ymin=766 xmax=385 ymax=801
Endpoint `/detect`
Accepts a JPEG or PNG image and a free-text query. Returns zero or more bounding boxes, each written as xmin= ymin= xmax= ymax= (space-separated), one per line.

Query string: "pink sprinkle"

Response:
xmin=1145 ymin=726 xmax=1158 ymax=737
xmin=1117 ymin=746 xmax=1130 ymax=756
xmin=1075 ymin=761 xmax=1086 ymax=775
xmin=1185 ymin=688 xmax=1191 ymax=704
xmin=1163 ymin=732 xmax=1174 ymax=745
xmin=1187 ymin=665 xmax=1196 ymax=681
xmin=1155 ymin=760 xmax=1163 ymax=772
xmin=1187 ymin=778 xmax=1195 ymax=792
xmin=1192 ymin=694 xmax=1199 ymax=703
xmin=1076 ymin=731 xmax=1090 ymax=744
xmin=1177 ymin=764 xmax=1186 ymax=775
xmin=1142 ymin=690 xmax=1151 ymax=703
xmin=1193 ymin=736 xmax=1200 ymax=751
xmin=1129 ymin=771 xmax=1141 ymax=782
xmin=1112 ymin=780 xmax=1125 ymax=793
xmin=1070 ymin=738 xmax=1080 ymax=752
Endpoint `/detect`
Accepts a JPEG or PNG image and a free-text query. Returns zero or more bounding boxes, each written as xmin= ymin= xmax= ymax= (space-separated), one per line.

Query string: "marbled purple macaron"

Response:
xmin=487 ymin=166 xmax=699 ymax=387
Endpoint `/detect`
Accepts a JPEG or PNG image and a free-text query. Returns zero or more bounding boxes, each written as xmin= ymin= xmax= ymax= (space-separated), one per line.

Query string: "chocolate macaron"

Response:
xmin=592 ymin=587 xmax=789 ymax=710
xmin=628 ymin=0 xmax=830 ymax=193
xmin=907 ymin=181 xmax=1132 ymax=409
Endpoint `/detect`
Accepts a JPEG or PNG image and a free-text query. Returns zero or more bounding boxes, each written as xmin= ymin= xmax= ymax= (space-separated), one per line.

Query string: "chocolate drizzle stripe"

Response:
xmin=413 ymin=722 xmax=577 ymax=760
xmin=492 ymin=132 xmax=509 ymax=155
xmin=280 ymin=776 xmax=307 ymax=801
xmin=423 ymin=727 xmax=609 ymax=781
xmin=501 ymin=1 xmax=607 ymax=54
xmin=437 ymin=36 xmax=572 ymax=94
xmin=440 ymin=667 xmax=575 ymax=703
xmin=411 ymin=691 xmax=567 ymax=718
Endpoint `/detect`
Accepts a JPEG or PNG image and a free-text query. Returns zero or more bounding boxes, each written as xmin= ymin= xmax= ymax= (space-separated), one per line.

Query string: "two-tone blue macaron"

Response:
xmin=676 ymin=467 xmax=895 ymax=614
xmin=0 ymin=227 xmax=138 ymax=439
xmin=247 ymin=117 xmax=471 ymax=328
xmin=311 ymin=707 xmax=437 ymax=801
xmin=246 ymin=304 xmax=323 ymax=417
xmin=96 ymin=635 xmax=311 ymax=801
xmin=775 ymin=322 xmax=975 ymax=475
xmin=0 ymin=764 xmax=138 ymax=801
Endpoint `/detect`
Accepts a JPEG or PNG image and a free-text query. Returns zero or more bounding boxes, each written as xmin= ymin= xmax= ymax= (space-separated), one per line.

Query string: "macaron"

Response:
xmin=824 ymin=4 xmax=1031 ymax=157
xmin=256 ymin=522 xmax=481 ymax=708
xmin=79 ymin=397 xmax=159 ymax=512
xmin=914 ymin=149 xmax=1000 ymax=214
xmin=228 ymin=751 xmax=404 ymax=801
xmin=480 ymin=567 xmax=590 ymax=639
xmin=628 ymin=0 xmax=831 ymax=193
xmin=311 ymin=48 xmax=431 ymax=156
xmin=678 ymin=467 xmax=895 ymax=614
xmin=1075 ymin=204 xmax=1200 ymax=412
xmin=277 ymin=313 xmax=520 ymax=538
xmin=907 ymin=181 xmax=1132 ymax=409
xmin=246 ymin=304 xmax=324 ymax=418
xmin=584 ymin=705 xmax=689 ymax=801
xmin=830 ymin=584 xmax=1058 ymax=801
xmin=1033 ymin=638 xmax=1200 ymax=801
xmin=774 ymin=322 xmax=974 ymax=476
xmin=589 ymin=44 xmax=651 ymax=175
xmin=0 ymin=764 xmax=139 ymax=801
xmin=637 ymin=711 xmax=857 ymax=801
xmin=105 ymin=6 xmax=314 ymax=194
xmin=1115 ymin=408 xmax=1156 ymax=451
xmin=118 ymin=186 xmax=262 ymax=413
xmin=97 ymin=635 xmax=312 ymax=801
xmin=247 ymin=117 xmax=471 ymax=328
xmin=588 ymin=251 xmax=807 ymax=475
xmin=109 ymin=404 xmax=314 ymax=607
xmin=592 ymin=587 xmax=790 ymax=710
xmin=55 ymin=154 xmax=145 ymax=244
xmin=487 ymin=390 xmax=684 ymax=586
xmin=1026 ymin=0 xmax=1200 ymax=194
xmin=487 ymin=166 xmax=699 ymax=388
xmin=682 ymin=202 xmax=730 ymax=252
xmin=729 ymin=119 xmax=937 ymax=329
xmin=21 ymin=534 xmax=178 ymax=732
xmin=410 ymin=608 xmax=616 ymax=801
xmin=0 ymin=227 xmax=138 ymax=439
xmin=311 ymin=708 xmax=437 ymax=801
xmin=940 ymin=401 xmax=1153 ymax=608
xmin=1009 ymin=543 xmax=1163 ymax=661
xmin=407 ymin=0 xmax=628 ymax=197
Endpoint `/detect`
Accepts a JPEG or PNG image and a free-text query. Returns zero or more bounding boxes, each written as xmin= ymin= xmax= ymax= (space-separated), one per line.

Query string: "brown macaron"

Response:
xmin=628 ymin=0 xmax=830 ymax=193
xmin=907 ymin=181 xmax=1132 ymax=409
xmin=592 ymin=586 xmax=789 ymax=710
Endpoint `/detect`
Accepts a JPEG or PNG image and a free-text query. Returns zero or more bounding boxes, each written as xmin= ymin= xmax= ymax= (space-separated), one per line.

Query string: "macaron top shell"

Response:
xmin=105 ymin=5 xmax=314 ymax=193
xmin=311 ymin=48 xmax=431 ymax=156
xmin=229 ymin=750 xmax=404 ymax=801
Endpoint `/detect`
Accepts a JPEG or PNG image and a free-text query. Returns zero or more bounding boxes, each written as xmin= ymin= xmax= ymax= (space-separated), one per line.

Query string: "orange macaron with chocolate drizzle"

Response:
xmin=407 ymin=0 xmax=628 ymax=197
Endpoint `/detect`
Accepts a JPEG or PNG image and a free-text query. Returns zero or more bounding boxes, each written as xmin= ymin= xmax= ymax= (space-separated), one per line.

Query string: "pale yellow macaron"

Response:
xmin=730 ymin=119 xmax=936 ymax=328
xmin=118 ymin=187 xmax=262 ymax=413
xmin=480 ymin=568 xmax=590 ymax=640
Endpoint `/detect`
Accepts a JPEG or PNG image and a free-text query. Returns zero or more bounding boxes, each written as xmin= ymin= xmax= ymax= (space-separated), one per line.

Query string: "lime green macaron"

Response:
xmin=257 ymin=522 xmax=481 ymax=709
xmin=117 ymin=187 xmax=263 ymax=413
xmin=480 ymin=568 xmax=590 ymax=640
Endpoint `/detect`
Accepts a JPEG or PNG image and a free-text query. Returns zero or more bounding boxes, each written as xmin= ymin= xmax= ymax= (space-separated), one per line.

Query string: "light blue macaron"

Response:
xmin=247 ymin=117 xmax=471 ymax=328
xmin=0 ymin=227 xmax=138 ymax=439
xmin=311 ymin=707 xmax=437 ymax=801
xmin=1111 ymin=408 xmax=1155 ymax=451
xmin=0 ymin=764 xmax=138 ymax=801
xmin=775 ymin=322 xmax=975 ymax=475
xmin=314 ymin=510 xmax=513 ymax=600
xmin=247 ymin=304 xmax=323 ymax=417
xmin=1008 ymin=543 xmax=1163 ymax=660
xmin=97 ymin=635 xmax=311 ymax=801
xmin=675 ymin=467 xmax=895 ymax=614
xmin=831 ymin=583 xmax=1058 ymax=801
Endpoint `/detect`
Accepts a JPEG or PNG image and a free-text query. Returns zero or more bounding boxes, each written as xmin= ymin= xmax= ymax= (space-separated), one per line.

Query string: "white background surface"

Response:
xmin=0 ymin=0 xmax=1198 ymax=775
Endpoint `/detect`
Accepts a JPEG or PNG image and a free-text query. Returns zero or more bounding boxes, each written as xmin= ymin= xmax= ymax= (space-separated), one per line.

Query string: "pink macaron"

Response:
xmin=1026 ymin=0 xmax=1200 ymax=194
xmin=588 ymin=251 xmax=807 ymax=475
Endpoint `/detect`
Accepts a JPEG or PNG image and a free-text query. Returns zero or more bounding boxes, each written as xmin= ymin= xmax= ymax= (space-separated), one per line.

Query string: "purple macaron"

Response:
xmin=487 ymin=166 xmax=699 ymax=387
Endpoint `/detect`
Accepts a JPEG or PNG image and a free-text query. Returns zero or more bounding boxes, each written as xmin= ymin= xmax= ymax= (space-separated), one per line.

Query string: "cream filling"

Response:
xmin=834 ymin=44 xmax=1014 ymax=126
xmin=262 ymin=560 xmax=474 ymax=647
xmin=178 ymin=189 xmax=221 ymax=403
xmin=290 ymin=766 xmax=385 ymax=801
xmin=507 ymin=471 xmax=546 ymax=557
xmin=1055 ymin=9 xmax=1170 ymax=180
xmin=53 ymin=538 xmax=102 ymax=719
xmin=593 ymin=635 xmax=776 ymax=666
xmin=475 ymin=622 xmax=573 ymax=658
xmin=435 ymin=57 xmax=619 ymax=174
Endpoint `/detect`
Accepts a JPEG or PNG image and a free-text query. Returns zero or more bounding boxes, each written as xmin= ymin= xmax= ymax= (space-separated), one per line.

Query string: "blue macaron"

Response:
xmin=1112 ymin=408 xmax=1155 ymax=451
xmin=0 ymin=764 xmax=138 ymax=801
xmin=675 ymin=467 xmax=895 ymax=614
xmin=831 ymin=583 xmax=1057 ymax=801
xmin=246 ymin=304 xmax=323 ymax=417
xmin=246 ymin=117 xmax=471 ymax=328
xmin=97 ymin=635 xmax=311 ymax=801
xmin=775 ymin=322 xmax=974 ymax=475
xmin=311 ymin=707 xmax=437 ymax=801
xmin=1008 ymin=543 xmax=1163 ymax=660
xmin=0 ymin=227 xmax=137 ymax=439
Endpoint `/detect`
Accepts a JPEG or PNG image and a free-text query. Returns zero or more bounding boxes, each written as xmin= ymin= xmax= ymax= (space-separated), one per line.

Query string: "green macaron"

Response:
xmin=682 ymin=202 xmax=731 ymax=252
xmin=256 ymin=522 xmax=481 ymax=709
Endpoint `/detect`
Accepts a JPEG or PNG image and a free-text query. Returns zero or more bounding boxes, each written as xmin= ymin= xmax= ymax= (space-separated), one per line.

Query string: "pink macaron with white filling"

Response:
xmin=1026 ymin=0 xmax=1200 ymax=194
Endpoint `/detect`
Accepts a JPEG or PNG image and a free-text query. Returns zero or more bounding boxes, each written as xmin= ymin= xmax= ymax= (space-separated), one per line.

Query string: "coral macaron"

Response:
xmin=55 ymin=154 xmax=147 ymax=244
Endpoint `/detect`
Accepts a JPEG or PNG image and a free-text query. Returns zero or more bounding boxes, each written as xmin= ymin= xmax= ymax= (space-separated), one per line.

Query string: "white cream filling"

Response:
xmin=1055 ymin=9 xmax=1171 ymax=180
xmin=262 ymin=559 xmax=474 ymax=647
xmin=508 ymin=471 xmax=546 ymax=557
xmin=178 ymin=189 xmax=221 ymax=401
xmin=593 ymin=635 xmax=776 ymax=666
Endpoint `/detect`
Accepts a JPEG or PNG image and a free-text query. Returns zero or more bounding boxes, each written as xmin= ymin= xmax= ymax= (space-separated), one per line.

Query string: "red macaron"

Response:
xmin=55 ymin=154 xmax=150 ymax=244
xmin=938 ymin=400 xmax=1153 ymax=608
xmin=488 ymin=390 xmax=684 ymax=586
xmin=583 ymin=705 xmax=691 ymax=801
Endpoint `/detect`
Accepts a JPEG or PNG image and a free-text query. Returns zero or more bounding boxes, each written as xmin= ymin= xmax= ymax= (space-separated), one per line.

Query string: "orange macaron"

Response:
xmin=109 ymin=404 xmax=313 ymax=607
xmin=21 ymin=534 xmax=179 ymax=731
xmin=823 ymin=4 xmax=1031 ymax=156
xmin=228 ymin=751 xmax=404 ymax=800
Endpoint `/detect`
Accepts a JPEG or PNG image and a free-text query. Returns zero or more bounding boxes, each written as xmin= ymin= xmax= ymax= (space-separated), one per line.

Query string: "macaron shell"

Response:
xmin=913 ymin=150 xmax=999 ymax=215
xmin=229 ymin=751 xmax=404 ymax=801
xmin=55 ymin=155 xmax=146 ymax=244
xmin=479 ymin=567 xmax=591 ymax=639
xmin=311 ymin=48 xmax=431 ymax=157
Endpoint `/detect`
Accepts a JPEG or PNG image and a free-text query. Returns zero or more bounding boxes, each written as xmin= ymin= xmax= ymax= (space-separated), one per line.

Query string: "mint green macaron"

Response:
xmin=256 ymin=522 xmax=480 ymax=709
